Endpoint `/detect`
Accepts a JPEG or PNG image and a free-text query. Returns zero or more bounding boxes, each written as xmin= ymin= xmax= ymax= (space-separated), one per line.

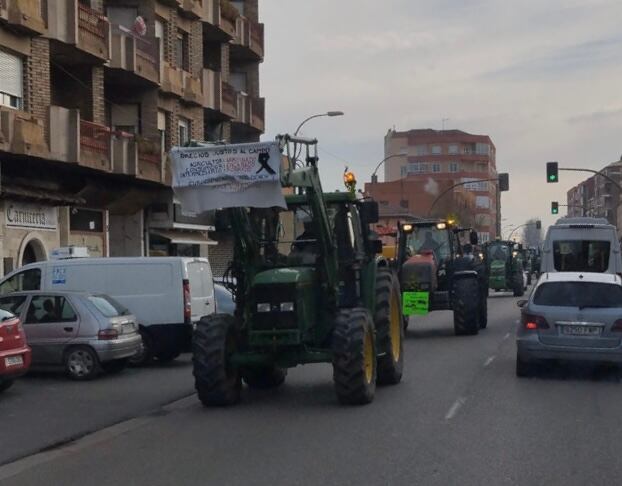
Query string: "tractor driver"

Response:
xmin=290 ymin=221 xmax=318 ymax=264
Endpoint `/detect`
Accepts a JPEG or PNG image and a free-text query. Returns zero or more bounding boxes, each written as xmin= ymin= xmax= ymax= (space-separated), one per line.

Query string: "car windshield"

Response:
xmin=533 ymin=281 xmax=622 ymax=308
xmin=88 ymin=295 xmax=130 ymax=317
xmin=553 ymin=240 xmax=610 ymax=272
xmin=406 ymin=226 xmax=451 ymax=260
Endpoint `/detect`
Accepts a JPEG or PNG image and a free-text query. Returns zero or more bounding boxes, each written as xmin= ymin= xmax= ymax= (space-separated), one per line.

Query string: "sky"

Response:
xmin=259 ymin=0 xmax=622 ymax=237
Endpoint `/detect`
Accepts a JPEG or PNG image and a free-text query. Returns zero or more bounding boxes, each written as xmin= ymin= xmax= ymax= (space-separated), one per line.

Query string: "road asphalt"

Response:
xmin=3 ymin=289 xmax=622 ymax=485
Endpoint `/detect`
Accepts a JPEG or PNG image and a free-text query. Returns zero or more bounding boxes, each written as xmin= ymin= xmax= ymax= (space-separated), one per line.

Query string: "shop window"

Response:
xmin=70 ymin=208 xmax=103 ymax=233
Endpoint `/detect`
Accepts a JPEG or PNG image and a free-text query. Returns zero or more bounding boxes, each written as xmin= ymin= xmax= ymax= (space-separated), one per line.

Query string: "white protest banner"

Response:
xmin=170 ymin=141 xmax=286 ymax=212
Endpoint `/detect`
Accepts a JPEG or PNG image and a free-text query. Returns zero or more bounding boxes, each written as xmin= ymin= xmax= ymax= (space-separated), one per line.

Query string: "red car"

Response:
xmin=0 ymin=308 xmax=31 ymax=393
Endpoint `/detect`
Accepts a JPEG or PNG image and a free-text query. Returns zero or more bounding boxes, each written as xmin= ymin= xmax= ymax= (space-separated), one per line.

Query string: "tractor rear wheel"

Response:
xmin=453 ymin=278 xmax=480 ymax=336
xmin=374 ymin=269 xmax=403 ymax=386
xmin=479 ymin=289 xmax=488 ymax=329
xmin=192 ymin=314 xmax=241 ymax=406
xmin=512 ymin=273 xmax=524 ymax=297
xmin=332 ymin=309 xmax=377 ymax=405
xmin=242 ymin=366 xmax=287 ymax=389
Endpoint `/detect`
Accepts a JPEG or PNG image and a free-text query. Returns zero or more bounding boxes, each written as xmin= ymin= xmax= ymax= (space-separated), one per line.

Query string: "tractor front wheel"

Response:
xmin=453 ymin=278 xmax=480 ymax=336
xmin=242 ymin=366 xmax=287 ymax=389
xmin=374 ymin=269 xmax=404 ymax=386
xmin=332 ymin=309 xmax=377 ymax=405
xmin=192 ymin=314 xmax=241 ymax=406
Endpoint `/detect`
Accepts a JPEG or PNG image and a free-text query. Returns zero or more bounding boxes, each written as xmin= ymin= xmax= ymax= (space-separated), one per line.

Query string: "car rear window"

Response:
xmin=88 ymin=295 xmax=129 ymax=318
xmin=533 ymin=281 xmax=622 ymax=308
xmin=553 ymin=240 xmax=610 ymax=272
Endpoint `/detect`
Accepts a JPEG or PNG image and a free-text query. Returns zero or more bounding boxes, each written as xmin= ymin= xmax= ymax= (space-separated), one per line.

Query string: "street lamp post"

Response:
xmin=370 ymin=152 xmax=408 ymax=183
xmin=294 ymin=111 xmax=344 ymax=136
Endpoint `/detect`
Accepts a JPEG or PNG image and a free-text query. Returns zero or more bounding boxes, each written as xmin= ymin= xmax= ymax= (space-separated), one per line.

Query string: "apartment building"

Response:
xmin=566 ymin=159 xmax=622 ymax=227
xmin=365 ymin=129 xmax=499 ymax=242
xmin=0 ymin=0 xmax=264 ymax=273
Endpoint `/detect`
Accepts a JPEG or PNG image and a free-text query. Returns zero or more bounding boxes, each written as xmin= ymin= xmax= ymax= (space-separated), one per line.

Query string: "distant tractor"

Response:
xmin=180 ymin=136 xmax=404 ymax=406
xmin=394 ymin=220 xmax=488 ymax=335
xmin=484 ymin=240 xmax=526 ymax=296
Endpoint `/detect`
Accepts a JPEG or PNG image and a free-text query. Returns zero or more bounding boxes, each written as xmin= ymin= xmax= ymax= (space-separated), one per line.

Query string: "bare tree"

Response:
xmin=522 ymin=218 xmax=543 ymax=248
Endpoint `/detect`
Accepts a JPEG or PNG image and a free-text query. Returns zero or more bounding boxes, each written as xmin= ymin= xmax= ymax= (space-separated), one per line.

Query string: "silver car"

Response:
xmin=0 ymin=291 xmax=141 ymax=380
xmin=516 ymin=272 xmax=622 ymax=376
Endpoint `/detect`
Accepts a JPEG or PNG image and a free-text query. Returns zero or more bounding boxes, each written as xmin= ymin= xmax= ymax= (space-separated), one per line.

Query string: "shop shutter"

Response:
xmin=0 ymin=50 xmax=23 ymax=98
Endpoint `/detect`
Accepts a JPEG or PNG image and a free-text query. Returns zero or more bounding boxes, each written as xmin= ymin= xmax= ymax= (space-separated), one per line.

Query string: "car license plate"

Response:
xmin=5 ymin=355 xmax=23 ymax=367
xmin=561 ymin=325 xmax=601 ymax=336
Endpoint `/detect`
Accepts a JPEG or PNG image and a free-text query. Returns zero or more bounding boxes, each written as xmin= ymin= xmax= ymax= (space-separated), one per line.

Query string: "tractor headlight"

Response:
xmin=280 ymin=302 xmax=294 ymax=312
xmin=257 ymin=303 xmax=271 ymax=313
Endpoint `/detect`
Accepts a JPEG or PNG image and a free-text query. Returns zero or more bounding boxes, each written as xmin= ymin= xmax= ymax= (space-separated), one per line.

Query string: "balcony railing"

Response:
xmin=180 ymin=0 xmax=203 ymax=19
xmin=251 ymin=97 xmax=265 ymax=132
xmin=221 ymin=82 xmax=236 ymax=119
xmin=202 ymin=68 xmax=222 ymax=111
xmin=250 ymin=21 xmax=264 ymax=58
xmin=161 ymin=61 xmax=184 ymax=97
xmin=0 ymin=107 xmax=47 ymax=158
xmin=182 ymin=72 xmax=203 ymax=106
xmin=80 ymin=119 xmax=111 ymax=170
xmin=136 ymin=39 xmax=159 ymax=83
xmin=110 ymin=25 xmax=160 ymax=85
xmin=233 ymin=16 xmax=264 ymax=60
xmin=77 ymin=3 xmax=109 ymax=60
xmin=0 ymin=0 xmax=46 ymax=35
xmin=219 ymin=0 xmax=238 ymax=37
xmin=136 ymin=136 xmax=164 ymax=183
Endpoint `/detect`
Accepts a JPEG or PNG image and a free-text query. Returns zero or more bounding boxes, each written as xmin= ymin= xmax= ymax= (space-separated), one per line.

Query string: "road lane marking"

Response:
xmin=483 ymin=356 xmax=496 ymax=367
xmin=445 ymin=397 xmax=467 ymax=420
xmin=503 ymin=332 xmax=510 ymax=340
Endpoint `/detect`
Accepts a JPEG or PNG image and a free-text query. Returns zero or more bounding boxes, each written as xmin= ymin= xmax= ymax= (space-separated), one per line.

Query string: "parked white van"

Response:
xmin=0 ymin=257 xmax=215 ymax=364
xmin=541 ymin=217 xmax=622 ymax=274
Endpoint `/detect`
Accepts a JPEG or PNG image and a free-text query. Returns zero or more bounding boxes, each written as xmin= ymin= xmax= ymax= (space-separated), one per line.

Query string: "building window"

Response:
xmin=431 ymin=145 xmax=442 ymax=155
xmin=476 ymin=143 xmax=489 ymax=155
xmin=158 ymin=110 xmax=167 ymax=152
xmin=477 ymin=163 xmax=488 ymax=173
xmin=70 ymin=208 xmax=104 ymax=233
xmin=415 ymin=145 xmax=427 ymax=156
xmin=178 ymin=117 xmax=190 ymax=145
xmin=448 ymin=144 xmax=459 ymax=154
xmin=175 ymin=30 xmax=190 ymax=71
xmin=475 ymin=196 xmax=491 ymax=208
xmin=400 ymin=199 xmax=409 ymax=208
xmin=449 ymin=162 xmax=460 ymax=172
xmin=431 ymin=163 xmax=441 ymax=173
xmin=0 ymin=50 xmax=23 ymax=110
xmin=400 ymin=166 xmax=407 ymax=177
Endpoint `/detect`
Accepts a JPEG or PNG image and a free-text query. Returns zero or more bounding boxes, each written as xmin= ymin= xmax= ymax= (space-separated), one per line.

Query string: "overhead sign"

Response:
xmin=5 ymin=202 xmax=57 ymax=230
xmin=170 ymin=142 xmax=286 ymax=212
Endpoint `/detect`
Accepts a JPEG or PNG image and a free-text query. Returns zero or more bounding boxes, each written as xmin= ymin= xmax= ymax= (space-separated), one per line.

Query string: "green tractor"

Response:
xmin=394 ymin=220 xmax=488 ymax=335
xmin=484 ymin=240 xmax=526 ymax=296
xmin=186 ymin=136 xmax=403 ymax=406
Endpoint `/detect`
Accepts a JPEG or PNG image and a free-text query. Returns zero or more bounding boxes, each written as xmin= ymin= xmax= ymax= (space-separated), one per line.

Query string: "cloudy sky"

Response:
xmin=259 ymin=0 xmax=622 ymax=235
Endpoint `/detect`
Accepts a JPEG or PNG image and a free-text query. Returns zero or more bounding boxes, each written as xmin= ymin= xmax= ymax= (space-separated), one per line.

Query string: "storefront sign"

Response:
xmin=5 ymin=202 xmax=57 ymax=230
xmin=170 ymin=141 xmax=286 ymax=212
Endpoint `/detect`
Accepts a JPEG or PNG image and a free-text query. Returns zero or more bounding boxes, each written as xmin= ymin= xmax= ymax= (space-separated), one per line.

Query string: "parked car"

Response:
xmin=516 ymin=272 xmax=622 ymax=376
xmin=0 ymin=291 xmax=141 ymax=380
xmin=0 ymin=308 xmax=31 ymax=392
xmin=0 ymin=257 xmax=215 ymax=365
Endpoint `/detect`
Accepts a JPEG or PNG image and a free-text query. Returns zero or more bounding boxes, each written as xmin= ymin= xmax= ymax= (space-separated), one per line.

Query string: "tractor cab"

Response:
xmin=484 ymin=240 xmax=526 ymax=296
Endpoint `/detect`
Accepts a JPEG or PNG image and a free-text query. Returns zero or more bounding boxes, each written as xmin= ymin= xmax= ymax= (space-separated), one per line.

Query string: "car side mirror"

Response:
xmin=371 ymin=239 xmax=383 ymax=254
xmin=360 ymin=200 xmax=379 ymax=225
xmin=469 ymin=230 xmax=478 ymax=246
xmin=516 ymin=299 xmax=528 ymax=308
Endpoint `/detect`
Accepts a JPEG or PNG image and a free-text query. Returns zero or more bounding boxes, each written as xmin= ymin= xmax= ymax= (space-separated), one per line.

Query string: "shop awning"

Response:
xmin=1 ymin=184 xmax=85 ymax=205
xmin=151 ymin=230 xmax=217 ymax=246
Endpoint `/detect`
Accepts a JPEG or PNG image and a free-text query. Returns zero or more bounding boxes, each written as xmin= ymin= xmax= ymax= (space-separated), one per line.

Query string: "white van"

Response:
xmin=541 ymin=217 xmax=622 ymax=274
xmin=0 ymin=257 xmax=215 ymax=364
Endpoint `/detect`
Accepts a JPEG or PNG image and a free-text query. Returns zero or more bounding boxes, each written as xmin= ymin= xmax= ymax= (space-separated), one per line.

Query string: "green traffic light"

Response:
xmin=549 ymin=175 xmax=557 ymax=181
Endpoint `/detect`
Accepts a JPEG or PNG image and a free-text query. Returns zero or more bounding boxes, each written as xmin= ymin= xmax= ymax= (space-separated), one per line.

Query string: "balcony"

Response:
xmin=80 ymin=120 xmax=111 ymax=171
xmin=180 ymin=0 xmax=203 ymax=19
xmin=47 ymin=0 xmax=110 ymax=62
xmin=182 ymin=72 xmax=203 ymax=106
xmin=0 ymin=107 xmax=47 ymax=158
xmin=221 ymin=82 xmax=236 ymax=119
xmin=202 ymin=69 xmax=222 ymax=112
xmin=136 ymin=137 xmax=164 ymax=184
xmin=250 ymin=97 xmax=265 ymax=132
xmin=109 ymin=26 xmax=159 ymax=86
xmin=219 ymin=0 xmax=238 ymax=37
xmin=161 ymin=61 xmax=184 ymax=97
xmin=158 ymin=0 xmax=181 ymax=7
xmin=0 ymin=0 xmax=46 ymax=35
xmin=231 ymin=16 xmax=264 ymax=61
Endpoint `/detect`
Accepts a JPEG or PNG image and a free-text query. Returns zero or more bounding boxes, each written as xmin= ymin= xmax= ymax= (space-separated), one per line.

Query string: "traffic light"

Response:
xmin=498 ymin=173 xmax=509 ymax=191
xmin=551 ymin=201 xmax=559 ymax=214
xmin=546 ymin=161 xmax=558 ymax=183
